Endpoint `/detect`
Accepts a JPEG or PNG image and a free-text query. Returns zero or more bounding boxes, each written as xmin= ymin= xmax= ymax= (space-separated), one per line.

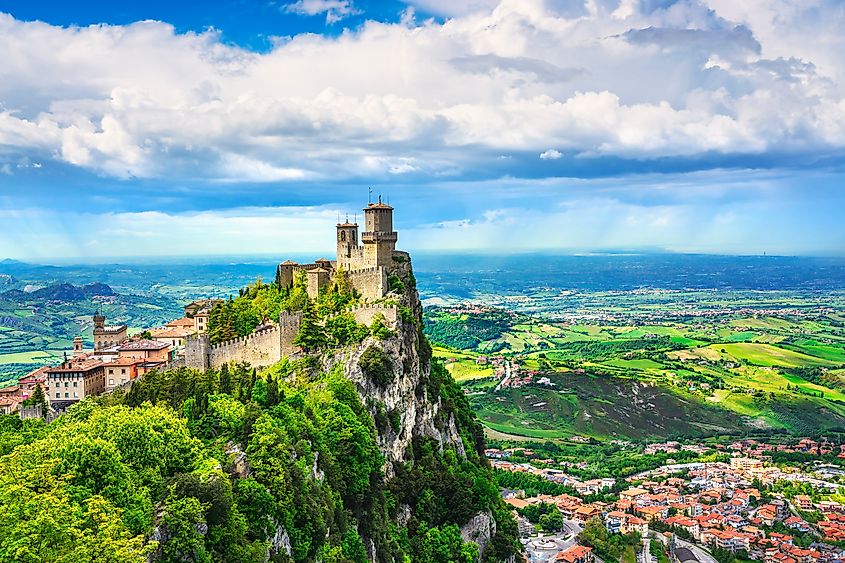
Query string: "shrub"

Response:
xmin=358 ymin=346 xmax=394 ymax=387
xmin=370 ymin=313 xmax=394 ymax=340
xmin=388 ymin=274 xmax=405 ymax=294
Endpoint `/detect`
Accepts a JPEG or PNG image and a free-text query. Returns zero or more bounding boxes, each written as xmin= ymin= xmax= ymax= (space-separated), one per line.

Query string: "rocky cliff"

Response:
xmin=315 ymin=257 xmax=517 ymax=560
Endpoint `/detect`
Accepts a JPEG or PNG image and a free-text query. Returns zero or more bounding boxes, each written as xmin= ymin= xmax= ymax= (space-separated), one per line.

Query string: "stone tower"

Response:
xmin=73 ymin=336 xmax=84 ymax=357
xmin=362 ymin=197 xmax=397 ymax=267
xmin=336 ymin=218 xmax=359 ymax=270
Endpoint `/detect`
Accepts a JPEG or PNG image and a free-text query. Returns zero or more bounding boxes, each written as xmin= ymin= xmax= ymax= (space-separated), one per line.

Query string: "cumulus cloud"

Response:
xmin=283 ymin=0 xmax=361 ymax=23
xmin=539 ymin=149 xmax=563 ymax=160
xmin=0 ymin=0 xmax=844 ymax=183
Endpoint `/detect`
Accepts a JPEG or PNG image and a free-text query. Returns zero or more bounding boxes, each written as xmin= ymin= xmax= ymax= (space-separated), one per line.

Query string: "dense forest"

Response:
xmin=0 ymin=264 xmax=519 ymax=562
xmin=423 ymin=310 xmax=514 ymax=350
xmin=0 ymin=359 xmax=518 ymax=561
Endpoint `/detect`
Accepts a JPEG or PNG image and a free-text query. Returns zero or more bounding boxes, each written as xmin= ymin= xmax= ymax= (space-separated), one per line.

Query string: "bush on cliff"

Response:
xmin=358 ymin=345 xmax=394 ymax=387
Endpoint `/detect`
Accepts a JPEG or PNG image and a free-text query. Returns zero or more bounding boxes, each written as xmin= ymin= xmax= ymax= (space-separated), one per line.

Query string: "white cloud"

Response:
xmin=539 ymin=149 xmax=562 ymax=160
xmin=283 ymin=0 xmax=361 ymax=24
xmin=0 ymin=1 xmax=843 ymax=182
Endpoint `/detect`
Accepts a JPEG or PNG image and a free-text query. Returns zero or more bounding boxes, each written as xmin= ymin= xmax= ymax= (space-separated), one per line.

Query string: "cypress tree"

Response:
xmin=219 ymin=364 xmax=231 ymax=395
xmin=294 ymin=302 xmax=327 ymax=351
xmin=30 ymin=383 xmax=48 ymax=416
xmin=266 ymin=376 xmax=280 ymax=407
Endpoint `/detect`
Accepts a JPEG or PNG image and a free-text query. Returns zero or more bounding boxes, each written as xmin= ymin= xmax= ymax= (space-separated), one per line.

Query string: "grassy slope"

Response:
xmin=466 ymin=372 xmax=752 ymax=441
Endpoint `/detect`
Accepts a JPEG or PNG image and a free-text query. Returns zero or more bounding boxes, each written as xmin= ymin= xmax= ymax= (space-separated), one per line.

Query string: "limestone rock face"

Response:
xmin=321 ymin=260 xmax=466 ymax=478
xmin=460 ymin=510 xmax=497 ymax=555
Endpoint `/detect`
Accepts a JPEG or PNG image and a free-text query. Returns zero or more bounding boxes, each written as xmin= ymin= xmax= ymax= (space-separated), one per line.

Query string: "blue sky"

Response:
xmin=0 ymin=0 xmax=844 ymax=260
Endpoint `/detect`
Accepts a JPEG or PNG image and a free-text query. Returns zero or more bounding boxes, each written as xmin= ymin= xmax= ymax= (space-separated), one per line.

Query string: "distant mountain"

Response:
xmin=2 ymin=282 xmax=116 ymax=302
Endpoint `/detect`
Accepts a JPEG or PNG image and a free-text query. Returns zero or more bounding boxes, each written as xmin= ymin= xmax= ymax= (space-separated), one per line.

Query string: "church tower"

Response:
xmin=336 ymin=217 xmax=359 ymax=270
xmin=362 ymin=196 xmax=397 ymax=267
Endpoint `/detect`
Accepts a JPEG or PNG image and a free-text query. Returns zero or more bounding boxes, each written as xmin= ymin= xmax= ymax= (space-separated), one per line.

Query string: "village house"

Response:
xmin=557 ymin=545 xmax=593 ymax=563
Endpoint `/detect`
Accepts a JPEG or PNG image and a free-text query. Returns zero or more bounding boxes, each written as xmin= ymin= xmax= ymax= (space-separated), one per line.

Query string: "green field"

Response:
xmin=424 ymin=289 xmax=845 ymax=440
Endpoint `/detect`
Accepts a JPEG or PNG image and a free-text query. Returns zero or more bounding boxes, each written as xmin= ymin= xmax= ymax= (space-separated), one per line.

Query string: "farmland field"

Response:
xmin=418 ymin=254 xmax=845 ymax=441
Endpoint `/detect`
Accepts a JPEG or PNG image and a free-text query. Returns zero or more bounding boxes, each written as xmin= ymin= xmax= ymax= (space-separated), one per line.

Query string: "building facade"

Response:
xmin=46 ymin=358 xmax=106 ymax=408
xmin=92 ymin=313 xmax=128 ymax=350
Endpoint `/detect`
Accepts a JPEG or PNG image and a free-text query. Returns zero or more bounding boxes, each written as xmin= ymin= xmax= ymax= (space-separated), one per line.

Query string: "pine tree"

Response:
xmin=219 ymin=364 xmax=231 ymax=395
xmin=294 ymin=302 xmax=327 ymax=351
xmin=30 ymin=383 xmax=48 ymax=416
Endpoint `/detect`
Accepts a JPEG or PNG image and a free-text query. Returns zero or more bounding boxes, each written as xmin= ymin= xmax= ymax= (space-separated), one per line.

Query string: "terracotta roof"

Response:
xmin=150 ymin=327 xmax=194 ymax=338
xmin=504 ymin=498 xmax=529 ymax=509
xmin=119 ymin=340 xmax=169 ymax=351
xmin=166 ymin=317 xmax=196 ymax=328
xmin=48 ymin=358 xmax=104 ymax=373
xmin=281 ymin=260 xmax=298 ymax=265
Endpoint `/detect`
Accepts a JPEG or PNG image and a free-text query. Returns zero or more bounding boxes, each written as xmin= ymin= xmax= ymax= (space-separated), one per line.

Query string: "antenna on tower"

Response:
xmin=368 ymin=187 xmax=373 ymax=203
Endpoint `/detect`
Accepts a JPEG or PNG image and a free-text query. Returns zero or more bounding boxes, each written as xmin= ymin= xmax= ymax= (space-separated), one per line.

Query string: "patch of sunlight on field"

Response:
xmin=731 ymin=317 xmax=795 ymax=331
xmin=0 ymin=350 xmax=61 ymax=363
xmin=444 ymin=359 xmax=495 ymax=382
xmin=710 ymin=343 xmax=839 ymax=367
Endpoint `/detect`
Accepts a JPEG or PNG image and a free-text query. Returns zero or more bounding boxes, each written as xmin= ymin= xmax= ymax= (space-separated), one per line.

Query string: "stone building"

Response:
xmin=46 ymin=357 xmax=106 ymax=409
xmin=92 ymin=312 xmax=128 ymax=350
xmin=277 ymin=196 xmax=400 ymax=300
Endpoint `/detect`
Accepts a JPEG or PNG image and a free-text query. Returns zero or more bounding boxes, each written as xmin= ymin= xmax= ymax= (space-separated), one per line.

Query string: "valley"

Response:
xmin=425 ymin=284 xmax=845 ymax=441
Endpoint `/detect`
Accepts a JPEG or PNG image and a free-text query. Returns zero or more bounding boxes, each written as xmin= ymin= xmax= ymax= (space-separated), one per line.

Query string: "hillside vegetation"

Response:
xmin=0 ymin=264 xmax=519 ymax=563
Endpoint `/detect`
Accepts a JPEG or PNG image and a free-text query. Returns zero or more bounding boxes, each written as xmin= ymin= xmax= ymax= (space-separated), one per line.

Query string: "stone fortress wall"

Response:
xmin=185 ymin=198 xmax=404 ymax=371
xmin=185 ymin=304 xmax=397 ymax=370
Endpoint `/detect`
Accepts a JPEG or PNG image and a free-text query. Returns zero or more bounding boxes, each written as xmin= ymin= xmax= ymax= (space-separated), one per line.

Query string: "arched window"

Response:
xmin=341 ymin=231 xmax=346 ymax=242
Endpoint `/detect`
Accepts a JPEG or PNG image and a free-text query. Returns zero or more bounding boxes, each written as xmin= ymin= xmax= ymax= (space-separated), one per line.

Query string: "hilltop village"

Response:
xmin=0 ymin=198 xmax=406 ymax=415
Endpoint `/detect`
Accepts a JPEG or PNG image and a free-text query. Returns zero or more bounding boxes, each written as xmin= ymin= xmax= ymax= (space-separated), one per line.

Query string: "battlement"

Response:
xmin=324 ymin=302 xmax=399 ymax=327
xmin=347 ymin=265 xmax=383 ymax=276
xmin=185 ymin=310 xmax=304 ymax=370
xmin=210 ymin=324 xmax=281 ymax=351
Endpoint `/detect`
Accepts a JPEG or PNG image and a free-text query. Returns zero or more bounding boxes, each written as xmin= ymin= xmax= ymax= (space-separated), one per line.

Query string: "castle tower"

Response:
xmin=276 ymin=260 xmax=299 ymax=289
xmin=336 ymin=218 xmax=359 ymax=270
xmin=92 ymin=312 xmax=105 ymax=350
xmin=306 ymin=267 xmax=330 ymax=299
xmin=362 ymin=196 xmax=397 ymax=267
xmin=73 ymin=336 xmax=84 ymax=357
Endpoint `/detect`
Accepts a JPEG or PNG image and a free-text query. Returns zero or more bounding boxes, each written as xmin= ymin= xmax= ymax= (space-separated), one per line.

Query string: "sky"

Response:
xmin=0 ymin=0 xmax=844 ymax=260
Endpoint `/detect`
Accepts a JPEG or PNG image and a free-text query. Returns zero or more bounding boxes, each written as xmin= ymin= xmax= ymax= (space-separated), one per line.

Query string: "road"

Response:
xmin=522 ymin=519 xmax=584 ymax=563
xmin=495 ymin=361 xmax=512 ymax=392
xmin=675 ymin=537 xmax=719 ymax=563
xmin=639 ymin=537 xmax=653 ymax=563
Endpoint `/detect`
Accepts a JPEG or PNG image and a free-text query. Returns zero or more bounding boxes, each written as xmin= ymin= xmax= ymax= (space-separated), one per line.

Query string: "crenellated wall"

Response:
xmin=184 ymin=304 xmax=396 ymax=371
xmin=207 ymin=325 xmax=282 ymax=369
xmin=347 ymin=266 xmax=387 ymax=301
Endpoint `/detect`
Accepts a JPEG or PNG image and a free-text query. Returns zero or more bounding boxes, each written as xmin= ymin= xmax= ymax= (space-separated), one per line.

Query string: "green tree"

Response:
xmin=294 ymin=302 xmax=327 ymax=351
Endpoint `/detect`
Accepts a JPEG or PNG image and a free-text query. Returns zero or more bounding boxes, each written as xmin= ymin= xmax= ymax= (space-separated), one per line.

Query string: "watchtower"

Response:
xmin=362 ymin=196 xmax=397 ymax=267
xmin=336 ymin=218 xmax=359 ymax=270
